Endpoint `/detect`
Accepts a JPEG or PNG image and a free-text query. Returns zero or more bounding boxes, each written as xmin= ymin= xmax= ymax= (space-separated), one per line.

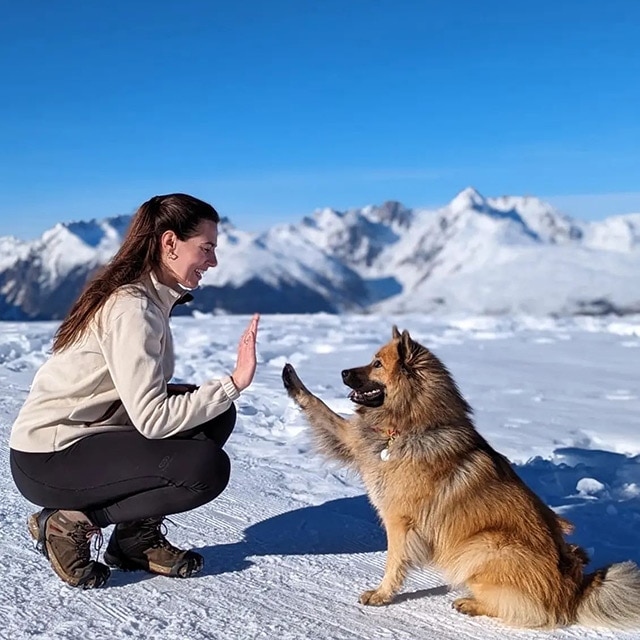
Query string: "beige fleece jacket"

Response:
xmin=9 ymin=271 xmax=240 ymax=453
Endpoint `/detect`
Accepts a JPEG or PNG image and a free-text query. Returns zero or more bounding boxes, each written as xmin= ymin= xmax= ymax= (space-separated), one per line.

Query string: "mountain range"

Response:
xmin=1 ymin=187 xmax=639 ymax=320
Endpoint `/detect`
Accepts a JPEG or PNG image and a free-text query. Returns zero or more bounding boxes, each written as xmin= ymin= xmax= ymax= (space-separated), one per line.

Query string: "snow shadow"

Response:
xmin=199 ymin=446 xmax=640 ymax=577
xmin=197 ymin=495 xmax=385 ymax=576
xmin=514 ymin=447 xmax=640 ymax=568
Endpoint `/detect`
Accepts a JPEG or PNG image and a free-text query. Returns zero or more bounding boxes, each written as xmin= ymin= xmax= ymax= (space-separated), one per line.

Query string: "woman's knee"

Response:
xmin=189 ymin=445 xmax=230 ymax=498
xmin=201 ymin=403 xmax=236 ymax=445
xmin=209 ymin=448 xmax=231 ymax=497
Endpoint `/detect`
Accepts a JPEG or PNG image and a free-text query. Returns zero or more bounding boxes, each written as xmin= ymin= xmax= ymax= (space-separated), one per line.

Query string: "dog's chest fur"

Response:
xmin=350 ymin=417 xmax=445 ymax=512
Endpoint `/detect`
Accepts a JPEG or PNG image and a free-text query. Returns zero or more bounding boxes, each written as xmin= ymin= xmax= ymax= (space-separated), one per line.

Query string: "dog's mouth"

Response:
xmin=348 ymin=383 xmax=385 ymax=408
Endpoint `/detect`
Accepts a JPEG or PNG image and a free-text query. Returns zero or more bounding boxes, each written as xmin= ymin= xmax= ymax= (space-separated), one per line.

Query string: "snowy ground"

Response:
xmin=1 ymin=313 xmax=640 ymax=640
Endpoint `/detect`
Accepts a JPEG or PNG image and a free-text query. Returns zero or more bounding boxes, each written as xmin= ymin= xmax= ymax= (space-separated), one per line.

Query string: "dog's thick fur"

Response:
xmin=282 ymin=327 xmax=640 ymax=629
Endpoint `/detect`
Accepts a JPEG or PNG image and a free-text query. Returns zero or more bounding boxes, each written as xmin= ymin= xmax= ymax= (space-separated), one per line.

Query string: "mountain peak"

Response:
xmin=365 ymin=200 xmax=413 ymax=227
xmin=449 ymin=187 xmax=486 ymax=213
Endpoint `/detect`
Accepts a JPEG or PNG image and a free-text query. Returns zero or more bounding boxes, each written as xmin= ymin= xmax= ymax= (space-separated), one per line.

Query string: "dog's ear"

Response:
xmin=397 ymin=329 xmax=414 ymax=364
xmin=392 ymin=325 xmax=401 ymax=340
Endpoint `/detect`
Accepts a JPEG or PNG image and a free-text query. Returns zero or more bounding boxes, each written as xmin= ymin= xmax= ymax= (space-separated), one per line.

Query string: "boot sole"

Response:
xmin=103 ymin=548 xmax=203 ymax=578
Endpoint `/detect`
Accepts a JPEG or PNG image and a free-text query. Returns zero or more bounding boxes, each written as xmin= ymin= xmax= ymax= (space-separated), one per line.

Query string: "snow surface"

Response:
xmin=1 ymin=313 xmax=640 ymax=639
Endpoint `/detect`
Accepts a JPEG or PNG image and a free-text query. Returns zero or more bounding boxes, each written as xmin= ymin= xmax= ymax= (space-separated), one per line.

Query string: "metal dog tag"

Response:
xmin=380 ymin=448 xmax=390 ymax=461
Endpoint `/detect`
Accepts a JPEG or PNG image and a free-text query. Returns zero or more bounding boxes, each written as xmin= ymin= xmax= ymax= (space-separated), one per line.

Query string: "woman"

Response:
xmin=9 ymin=193 xmax=259 ymax=589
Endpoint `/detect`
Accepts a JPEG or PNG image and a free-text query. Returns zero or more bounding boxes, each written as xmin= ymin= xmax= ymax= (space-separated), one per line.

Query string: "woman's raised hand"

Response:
xmin=231 ymin=314 xmax=260 ymax=391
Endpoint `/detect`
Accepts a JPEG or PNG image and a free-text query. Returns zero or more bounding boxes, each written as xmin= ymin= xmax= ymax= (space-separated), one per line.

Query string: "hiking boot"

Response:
xmin=104 ymin=518 xmax=204 ymax=578
xmin=28 ymin=509 xmax=110 ymax=589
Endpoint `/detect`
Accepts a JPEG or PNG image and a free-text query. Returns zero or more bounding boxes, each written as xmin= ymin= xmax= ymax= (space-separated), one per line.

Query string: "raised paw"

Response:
xmin=359 ymin=589 xmax=393 ymax=606
xmin=453 ymin=597 xmax=482 ymax=617
xmin=282 ymin=363 xmax=308 ymax=397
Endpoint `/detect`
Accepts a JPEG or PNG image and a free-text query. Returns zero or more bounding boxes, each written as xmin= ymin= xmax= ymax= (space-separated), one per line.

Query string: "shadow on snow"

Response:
xmin=515 ymin=446 xmax=640 ymax=568
xmin=196 ymin=494 xmax=385 ymax=576
xmin=106 ymin=446 xmax=640 ymax=587
xmin=193 ymin=446 xmax=640 ymax=579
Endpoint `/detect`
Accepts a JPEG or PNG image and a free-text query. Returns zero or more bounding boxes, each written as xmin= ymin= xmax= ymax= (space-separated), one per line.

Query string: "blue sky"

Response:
xmin=1 ymin=0 xmax=639 ymax=239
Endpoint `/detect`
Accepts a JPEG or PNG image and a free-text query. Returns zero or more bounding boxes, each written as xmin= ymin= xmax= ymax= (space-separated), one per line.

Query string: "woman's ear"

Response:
xmin=160 ymin=230 xmax=178 ymax=257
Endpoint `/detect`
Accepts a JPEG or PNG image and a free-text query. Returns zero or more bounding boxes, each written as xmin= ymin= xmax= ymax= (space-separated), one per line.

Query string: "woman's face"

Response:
xmin=160 ymin=219 xmax=219 ymax=290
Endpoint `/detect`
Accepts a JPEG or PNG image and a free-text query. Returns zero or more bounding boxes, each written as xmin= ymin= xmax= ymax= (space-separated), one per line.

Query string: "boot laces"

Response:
xmin=70 ymin=523 xmax=103 ymax=561
xmin=138 ymin=518 xmax=181 ymax=553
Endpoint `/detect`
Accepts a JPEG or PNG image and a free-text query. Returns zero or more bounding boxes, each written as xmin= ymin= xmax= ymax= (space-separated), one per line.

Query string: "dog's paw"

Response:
xmin=452 ymin=597 xmax=481 ymax=617
xmin=282 ymin=363 xmax=307 ymax=396
xmin=359 ymin=589 xmax=392 ymax=606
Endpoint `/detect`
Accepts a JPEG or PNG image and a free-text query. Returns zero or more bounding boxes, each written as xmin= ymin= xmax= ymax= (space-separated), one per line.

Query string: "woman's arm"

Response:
xmin=98 ymin=298 xmax=240 ymax=438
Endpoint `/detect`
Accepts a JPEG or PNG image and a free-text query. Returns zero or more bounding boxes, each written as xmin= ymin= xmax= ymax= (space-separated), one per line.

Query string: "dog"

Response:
xmin=282 ymin=326 xmax=640 ymax=629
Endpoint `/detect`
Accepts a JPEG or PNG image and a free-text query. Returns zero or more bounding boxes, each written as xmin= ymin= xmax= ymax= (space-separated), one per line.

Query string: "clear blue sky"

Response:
xmin=1 ymin=0 xmax=639 ymax=239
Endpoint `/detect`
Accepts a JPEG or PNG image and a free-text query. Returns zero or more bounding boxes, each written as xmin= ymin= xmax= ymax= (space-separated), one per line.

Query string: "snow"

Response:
xmin=576 ymin=478 xmax=606 ymax=497
xmin=449 ymin=186 xmax=487 ymax=214
xmin=1 ymin=313 xmax=640 ymax=639
xmin=39 ymin=220 xmax=125 ymax=284
xmin=0 ymin=236 xmax=29 ymax=270
xmin=583 ymin=214 xmax=640 ymax=253
xmin=385 ymin=243 xmax=640 ymax=316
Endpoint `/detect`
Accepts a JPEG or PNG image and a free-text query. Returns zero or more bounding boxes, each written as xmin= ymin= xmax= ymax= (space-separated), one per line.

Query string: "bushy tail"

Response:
xmin=577 ymin=561 xmax=640 ymax=629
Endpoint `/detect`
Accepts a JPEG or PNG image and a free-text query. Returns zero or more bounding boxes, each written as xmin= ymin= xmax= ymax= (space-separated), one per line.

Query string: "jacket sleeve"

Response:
xmin=98 ymin=296 xmax=240 ymax=438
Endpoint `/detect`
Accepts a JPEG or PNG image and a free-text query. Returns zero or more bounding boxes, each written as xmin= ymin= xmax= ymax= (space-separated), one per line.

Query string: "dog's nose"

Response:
xmin=341 ymin=369 xmax=350 ymax=382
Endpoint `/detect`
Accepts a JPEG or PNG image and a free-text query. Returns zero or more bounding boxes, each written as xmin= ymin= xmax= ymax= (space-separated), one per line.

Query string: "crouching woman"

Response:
xmin=9 ymin=193 xmax=259 ymax=588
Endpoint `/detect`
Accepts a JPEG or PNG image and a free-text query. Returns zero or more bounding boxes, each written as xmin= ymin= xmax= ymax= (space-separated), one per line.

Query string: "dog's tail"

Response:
xmin=576 ymin=561 xmax=640 ymax=629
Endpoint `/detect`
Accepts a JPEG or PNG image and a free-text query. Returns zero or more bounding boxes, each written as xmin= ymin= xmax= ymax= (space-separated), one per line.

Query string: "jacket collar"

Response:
xmin=148 ymin=270 xmax=192 ymax=314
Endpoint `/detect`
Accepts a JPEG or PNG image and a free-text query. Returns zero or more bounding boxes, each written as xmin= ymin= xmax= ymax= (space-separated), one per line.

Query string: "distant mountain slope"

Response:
xmin=1 ymin=188 xmax=639 ymax=319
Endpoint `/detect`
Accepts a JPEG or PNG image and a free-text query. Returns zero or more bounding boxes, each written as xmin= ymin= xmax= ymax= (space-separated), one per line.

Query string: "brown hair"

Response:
xmin=53 ymin=193 xmax=220 ymax=352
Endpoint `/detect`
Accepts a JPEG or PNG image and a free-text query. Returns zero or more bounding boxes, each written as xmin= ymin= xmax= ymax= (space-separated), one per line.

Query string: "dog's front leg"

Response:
xmin=359 ymin=515 xmax=410 ymax=606
xmin=282 ymin=363 xmax=355 ymax=463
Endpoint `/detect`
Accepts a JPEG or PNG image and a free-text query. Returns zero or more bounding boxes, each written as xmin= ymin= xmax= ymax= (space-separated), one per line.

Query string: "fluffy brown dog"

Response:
xmin=282 ymin=326 xmax=640 ymax=629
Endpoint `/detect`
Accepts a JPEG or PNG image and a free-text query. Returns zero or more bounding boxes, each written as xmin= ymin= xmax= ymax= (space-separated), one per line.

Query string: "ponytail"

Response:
xmin=52 ymin=193 xmax=219 ymax=352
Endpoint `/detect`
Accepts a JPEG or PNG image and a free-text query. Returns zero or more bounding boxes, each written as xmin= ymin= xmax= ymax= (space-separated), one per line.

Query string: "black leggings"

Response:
xmin=10 ymin=405 xmax=236 ymax=528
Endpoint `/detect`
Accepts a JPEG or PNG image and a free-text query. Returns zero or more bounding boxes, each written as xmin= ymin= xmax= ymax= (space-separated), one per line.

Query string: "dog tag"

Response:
xmin=380 ymin=448 xmax=390 ymax=461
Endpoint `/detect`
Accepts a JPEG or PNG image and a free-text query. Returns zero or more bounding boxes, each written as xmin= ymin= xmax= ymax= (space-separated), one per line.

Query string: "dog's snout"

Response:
xmin=342 ymin=369 xmax=351 ymax=382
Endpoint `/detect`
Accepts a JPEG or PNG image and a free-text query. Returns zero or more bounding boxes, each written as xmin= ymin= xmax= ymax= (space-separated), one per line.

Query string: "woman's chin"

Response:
xmin=180 ymin=271 xmax=204 ymax=290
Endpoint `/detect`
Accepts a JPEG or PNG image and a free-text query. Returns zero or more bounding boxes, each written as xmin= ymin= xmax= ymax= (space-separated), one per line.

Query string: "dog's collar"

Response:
xmin=373 ymin=426 xmax=398 ymax=439
xmin=374 ymin=427 xmax=398 ymax=461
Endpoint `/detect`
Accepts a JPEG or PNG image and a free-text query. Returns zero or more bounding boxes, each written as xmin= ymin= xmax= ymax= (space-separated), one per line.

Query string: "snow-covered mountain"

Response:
xmin=1 ymin=188 xmax=639 ymax=320
xmin=0 ymin=216 xmax=131 ymax=320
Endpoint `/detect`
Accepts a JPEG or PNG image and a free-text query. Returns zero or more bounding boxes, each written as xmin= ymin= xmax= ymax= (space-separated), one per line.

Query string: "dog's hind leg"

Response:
xmin=454 ymin=583 xmax=551 ymax=628
xmin=359 ymin=515 xmax=411 ymax=606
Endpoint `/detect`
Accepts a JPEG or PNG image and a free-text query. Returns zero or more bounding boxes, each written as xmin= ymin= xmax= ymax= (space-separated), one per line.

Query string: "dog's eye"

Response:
xmin=372 ymin=360 xmax=382 ymax=368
